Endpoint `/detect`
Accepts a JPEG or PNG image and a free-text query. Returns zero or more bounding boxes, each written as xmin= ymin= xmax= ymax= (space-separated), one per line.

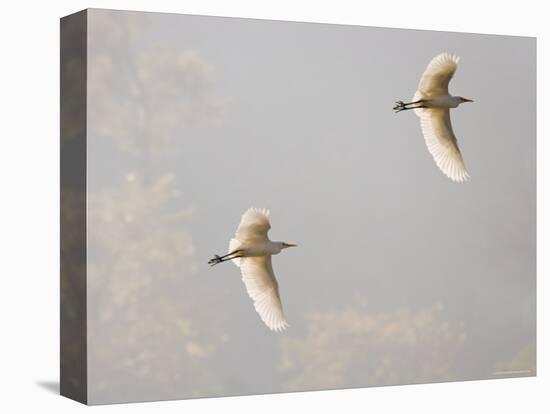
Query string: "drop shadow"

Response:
xmin=36 ymin=380 xmax=60 ymax=394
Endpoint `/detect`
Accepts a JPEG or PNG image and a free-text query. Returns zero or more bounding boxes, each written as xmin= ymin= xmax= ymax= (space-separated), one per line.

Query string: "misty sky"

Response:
xmin=85 ymin=9 xmax=536 ymax=404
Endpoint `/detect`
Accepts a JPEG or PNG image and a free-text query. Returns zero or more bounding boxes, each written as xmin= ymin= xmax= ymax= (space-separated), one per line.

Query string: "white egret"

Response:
xmin=208 ymin=208 xmax=297 ymax=332
xmin=394 ymin=52 xmax=474 ymax=182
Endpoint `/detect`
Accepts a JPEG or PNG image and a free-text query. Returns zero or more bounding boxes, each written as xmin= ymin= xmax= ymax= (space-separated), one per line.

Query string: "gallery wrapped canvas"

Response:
xmin=60 ymin=8 xmax=536 ymax=405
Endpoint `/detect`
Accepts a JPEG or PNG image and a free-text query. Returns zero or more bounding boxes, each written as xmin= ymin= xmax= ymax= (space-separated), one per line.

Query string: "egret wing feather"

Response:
xmin=418 ymin=53 xmax=460 ymax=97
xmin=235 ymin=208 xmax=271 ymax=243
xmin=419 ymin=108 xmax=469 ymax=182
xmin=239 ymin=256 xmax=288 ymax=332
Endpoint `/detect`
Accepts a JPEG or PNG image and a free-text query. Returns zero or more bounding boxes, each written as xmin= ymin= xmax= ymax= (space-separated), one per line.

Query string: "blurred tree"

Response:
xmin=87 ymin=174 xmax=225 ymax=402
xmin=279 ymin=302 xmax=466 ymax=390
xmin=494 ymin=343 xmax=536 ymax=375
xmin=81 ymin=12 xmax=229 ymax=402
xmin=88 ymin=13 xmax=225 ymax=158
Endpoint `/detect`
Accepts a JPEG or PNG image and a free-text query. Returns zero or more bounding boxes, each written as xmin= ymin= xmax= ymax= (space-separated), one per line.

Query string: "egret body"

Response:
xmin=208 ymin=208 xmax=297 ymax=332
xmin=394 ymin=53 xmax=474 ymax=182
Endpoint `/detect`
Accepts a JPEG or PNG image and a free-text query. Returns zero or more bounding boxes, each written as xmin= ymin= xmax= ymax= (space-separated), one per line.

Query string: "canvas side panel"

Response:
xmin=60 ymin=9 xmax=88 ymax=405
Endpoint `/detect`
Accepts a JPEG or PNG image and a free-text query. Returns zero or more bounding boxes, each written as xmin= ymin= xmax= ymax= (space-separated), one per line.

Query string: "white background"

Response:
xmin=0 ymin=0 xmax=546 ymax=412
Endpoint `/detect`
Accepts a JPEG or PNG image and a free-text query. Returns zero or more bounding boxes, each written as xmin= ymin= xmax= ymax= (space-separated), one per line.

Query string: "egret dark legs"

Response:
xmin=393 ymin=99 xmax=426 ymax=113
xmin=208 ymin=250 xmax=243 ymax=266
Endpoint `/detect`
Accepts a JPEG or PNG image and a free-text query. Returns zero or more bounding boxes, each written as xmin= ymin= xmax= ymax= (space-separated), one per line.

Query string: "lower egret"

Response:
xmin=209 ymin=208 xmax=297 ymax=332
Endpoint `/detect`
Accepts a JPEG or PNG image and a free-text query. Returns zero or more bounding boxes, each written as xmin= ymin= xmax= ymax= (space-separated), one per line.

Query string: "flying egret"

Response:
xmin=394 ymin=52 xmax=474 ymax=182
xmin=208 ymin=208 xmax=297 ymax=332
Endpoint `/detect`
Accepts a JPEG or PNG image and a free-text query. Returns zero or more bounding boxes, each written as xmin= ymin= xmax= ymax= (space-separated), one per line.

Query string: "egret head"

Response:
xmin=281 ymin=242 xmax=298 ymax=249
xmin=459 ymin=97 xmax=474 ymax=103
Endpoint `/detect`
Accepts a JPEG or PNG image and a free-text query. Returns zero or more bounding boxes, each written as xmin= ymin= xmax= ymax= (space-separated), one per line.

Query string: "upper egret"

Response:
xmin=394 ymin=52 xmax=474 ymax=182
xmin=208 ymin=208 xmax=297 ymax=332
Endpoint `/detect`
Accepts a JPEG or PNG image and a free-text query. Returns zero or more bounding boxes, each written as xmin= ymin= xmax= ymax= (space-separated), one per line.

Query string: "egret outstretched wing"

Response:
xmin=239 ymin=256 xmax=288 ymax=332
xmin=418 ymin=53 xmax=460 ymax=97
xmin=419 ymin=108 xmax=469 ymax=182
xmin=234 ymin=208 xmax=271 ymax=243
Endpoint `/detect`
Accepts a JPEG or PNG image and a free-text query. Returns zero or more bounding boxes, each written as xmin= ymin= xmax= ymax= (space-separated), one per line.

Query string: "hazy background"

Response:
xmin=86 ymin=9 xmax=536 ymax=404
